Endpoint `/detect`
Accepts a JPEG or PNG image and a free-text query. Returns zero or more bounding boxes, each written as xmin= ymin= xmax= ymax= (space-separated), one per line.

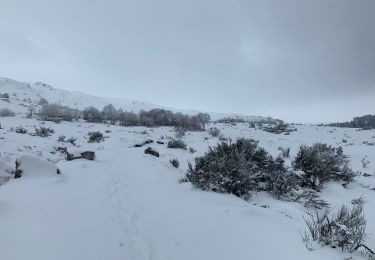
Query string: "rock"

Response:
xmin=67 ymin=151 xmax=95 ymax=161
xmin=81 ymin=151 xmax=95 ymax=160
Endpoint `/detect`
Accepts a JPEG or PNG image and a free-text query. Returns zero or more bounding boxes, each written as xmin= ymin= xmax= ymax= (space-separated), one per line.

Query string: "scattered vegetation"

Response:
xmin=302 ymin=202 xmax=374 ymax=258
xmin=34 ymin=126 xmax=55 ymax=137
xmin=189 ymin=147 xmax=196 ymax=153
xmin=262 ymin=121 xmax=297 ymax=134
xmin=15 ymin=126 xmax=27 ymax=134
xmin=88 ymin=131 xmax=104 ymax=143
xmin=330 ymin=114 xmax=375 ymax=129
xmin=167 ymin=139 xmax=187 ymax=150
xmin=279 ymin=146 xmax=291 ymax=158
xmin=134 ymin=139 xmax=154 ymax=147
xmin=208 ymin=127 xmax=221 ymax=137
xmin=58 ymin=135 xmax=77 ymax=145
xmin=170 ymin=158 xmax=180 ymax=168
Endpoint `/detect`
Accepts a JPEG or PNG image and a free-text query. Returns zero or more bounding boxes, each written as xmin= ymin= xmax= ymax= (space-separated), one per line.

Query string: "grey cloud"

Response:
xmin=0 ymin=0 xmax=374 ymax=122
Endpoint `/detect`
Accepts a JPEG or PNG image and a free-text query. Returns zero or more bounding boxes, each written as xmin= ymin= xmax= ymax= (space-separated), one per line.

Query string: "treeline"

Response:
xmin=38 ymin=101 xmax=210 ymax=130
xmin=329 ymin=114 xmax=375 ymax=129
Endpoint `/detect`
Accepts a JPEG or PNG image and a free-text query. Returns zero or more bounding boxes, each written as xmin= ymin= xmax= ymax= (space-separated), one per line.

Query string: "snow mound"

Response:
xmin=18 ymin=155 xmax=58 ymax=179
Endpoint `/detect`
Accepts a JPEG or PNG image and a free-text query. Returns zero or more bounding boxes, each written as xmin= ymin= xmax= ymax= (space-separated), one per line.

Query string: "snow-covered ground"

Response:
xmin=1 ymin=77 xmax=375 ymax=260
xmin=1 ymin=115 xmax=375 ymax=260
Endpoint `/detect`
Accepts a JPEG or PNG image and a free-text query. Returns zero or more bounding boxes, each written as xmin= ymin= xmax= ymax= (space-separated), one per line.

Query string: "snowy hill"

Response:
xmin=0 ymin=77 xmax=266 ymax=121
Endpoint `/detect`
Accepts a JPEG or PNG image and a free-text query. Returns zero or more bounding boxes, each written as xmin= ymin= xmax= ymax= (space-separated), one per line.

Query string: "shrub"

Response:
xmin=144 ymin=147 xmax=159 ymax=157
xmin=88 ymin=131 xmax=104 ymax=143
xmin=0 ymin=108 xmax=15 ymax=117
xmin=183 ymin=138 xmax=294 ymax=199
xmin=13 ymin=160 xmax=22 ymax=178
xmin=189 ymin=147 xmax=196 ymax=153
xmin=35 ymin=126 xmax=55 ymax=137
xmin=175 ymin=127 xmax=186 ymax=138
xmin=302 ymin=202 xmax=374 ymax=257
xmin=170 ymin=158 xmax=180 ymax=168
xmin=38 ymin=98 xmax=49 ymax=106
xmin=279 ymin=146 xmax=291 ymax=158
xmin=209 ymin=127 xmax=221 ymax=137
xmin=58 ymin=135 xmax=77 ymax=145
xmin=15 ymin=126 xmax=27 ymax=134
xmin=294 ymin=190 xmax=330 ymax=209
xmin=293 ymin=143 xmax=355 ymax=190
xmin=167 ymin=139 xmax=187 ymax=150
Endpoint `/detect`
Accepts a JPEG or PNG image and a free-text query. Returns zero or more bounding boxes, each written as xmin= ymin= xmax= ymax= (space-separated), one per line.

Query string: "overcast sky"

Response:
xmin=0 ymin=0 xmax=374 ymax=122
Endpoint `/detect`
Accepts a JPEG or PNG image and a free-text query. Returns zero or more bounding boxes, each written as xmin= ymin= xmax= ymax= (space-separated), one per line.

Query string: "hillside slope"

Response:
xmin=0 ymin=77 xmax=265 ymax=121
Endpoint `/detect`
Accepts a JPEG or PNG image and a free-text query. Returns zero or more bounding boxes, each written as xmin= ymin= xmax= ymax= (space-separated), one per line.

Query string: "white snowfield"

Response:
xmin=0 ymin=78 xmax=375 ymax=260
xmin=0 ymin=116 xmax=375 ymax=260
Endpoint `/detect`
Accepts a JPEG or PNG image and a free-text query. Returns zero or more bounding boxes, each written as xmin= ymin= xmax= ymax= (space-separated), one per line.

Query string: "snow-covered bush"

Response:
xmin=170 ymin=158 xmax=180 ymax=168
xmin=167 ymin=139 xmax=187 ymax=150
xmin=38 ymin=98 xmax=49 ymax=106
xmin=262 ymin=122 xmax=296 ymax=134
xmin=34 ymin=126 xmax=55 ymax=137
xmin=102 ymin=104 xmax=118 ymax=124
xmin=293 ymin=144 xmax=355 ymax=190
xmin=0 ymin=108 xmax=15 ymax=117
xmin=88 ymin=131 xmax=104 ymax=143
xmin=58 ymin=135 xmax=77 ymax=145
xmin=183 ymin=138 xmax=295 ymax=199
xmin=15 ymin=126 xmax=27 ymax=134
xmin=83 ymin=106 xmax=102 ymax=122
xmin=302 ymin=203 xmax=374 ymax=258
xmin=209 ymin=127 xmax=221 ymax=137
xmin=39 ymin=103 xmax=79 ymax=122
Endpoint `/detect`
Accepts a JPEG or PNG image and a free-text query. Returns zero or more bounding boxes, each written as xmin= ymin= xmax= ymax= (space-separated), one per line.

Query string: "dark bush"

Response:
xmin=38 ymin=98 xmax=49 ymax=106
xmin=279 ymin=146 xmax=291 ymax=158
xmin=208 ymin=127 xmax=221 ymax=137
xmin=144 ymin=147 xmax=159 ymax=157
xmin=35 ymin=126 xmax=55 ymax=137
xmin=15 ymin=126 xmax=27 ymax=134
xmin=189 ymin=147 xmax=196 ymax=153
xmin=183 ymin=138 xmax=295 ymax=199
xmin=88 ymin=131 xmax=104 ymax=143
xmin=293 ymin=143 xmax=355 ymax=190
xmin=134 ymin=139 xmax=154 ymax=147
xmin=170 ymin=158 xmax=180 ymax=168
xmin=167 ymin=139 xmax=187 ymax=150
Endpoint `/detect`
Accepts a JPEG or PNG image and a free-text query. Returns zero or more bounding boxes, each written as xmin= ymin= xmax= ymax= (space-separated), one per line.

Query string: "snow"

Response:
xmin=1 ymin=79 xmax=375 ymax=260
